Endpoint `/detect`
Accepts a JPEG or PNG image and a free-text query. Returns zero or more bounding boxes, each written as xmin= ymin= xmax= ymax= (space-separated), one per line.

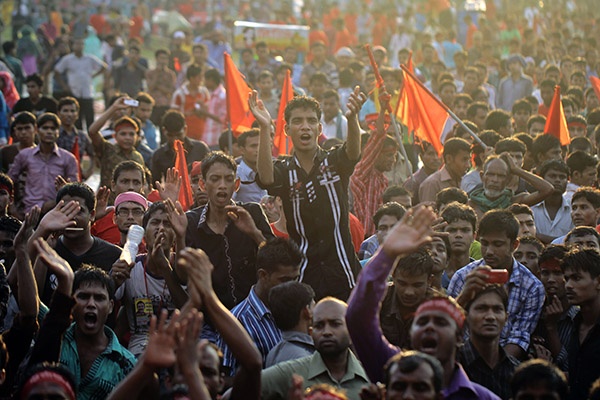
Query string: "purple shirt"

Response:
xmin=346 ymin=250 xmax=500 ymax=399
xmin=8 ymin=145 xmax=78 ymax=211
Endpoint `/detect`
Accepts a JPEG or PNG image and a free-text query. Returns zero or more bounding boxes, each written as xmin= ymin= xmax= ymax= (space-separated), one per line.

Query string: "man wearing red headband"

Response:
xmin=346 ymin=206 xmax=499 ymax=399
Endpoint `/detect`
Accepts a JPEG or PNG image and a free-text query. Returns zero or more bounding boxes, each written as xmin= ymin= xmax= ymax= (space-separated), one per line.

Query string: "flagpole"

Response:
xmin=400 ymin=65 xmax=487 ymax=149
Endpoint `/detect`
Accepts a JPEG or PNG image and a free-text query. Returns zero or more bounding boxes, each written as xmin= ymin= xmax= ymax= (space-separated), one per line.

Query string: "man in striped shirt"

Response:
xmin=218 ymin=238 xmax=302 ymax=374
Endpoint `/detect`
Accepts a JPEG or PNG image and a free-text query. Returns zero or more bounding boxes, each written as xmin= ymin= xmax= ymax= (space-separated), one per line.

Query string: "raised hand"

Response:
xmin=38 ymin=200 xmax=80 ymax=234
xmin=156 ymin=168 xmax=182 ymax=203
xmin=165 ymin=198 xmax=188 ymax=240
xmin=142 ymin=309 xmax=179 ymax=368
xmin=110 ymin=259 xmax=132 ymax=288
xmin=14 ymin=207 xmax=40 ymax=251
xmin=248 ymin=90 xmax=272 ymax=127
xmin=175 ymin=308 xmax=203 ymax=373
xmin=382 ymin=206 xmax=437 ymax=257
xmin=345 ymin=86 xmax=368 ymax=120
xmin=225 ymin=205 xmax=261 ymax=238
xmin=33 ymin=237 xmax=74 ymax=295
xmin=178 ymin=248 xmax=214 ymax=302
xmin=149 ymin=232 xmax=172 ymax=278
xmin=95 ymin=186 xmax=111 ymax=221
xmin=54 ymin=175 xmax=69 ymax=191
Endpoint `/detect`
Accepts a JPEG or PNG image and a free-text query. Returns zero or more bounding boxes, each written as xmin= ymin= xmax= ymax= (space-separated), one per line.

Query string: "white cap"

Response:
xmin=336 ymin=47 xmax=355 ymax=58
xmin=173 ymin=31 xmax=185 ymax=39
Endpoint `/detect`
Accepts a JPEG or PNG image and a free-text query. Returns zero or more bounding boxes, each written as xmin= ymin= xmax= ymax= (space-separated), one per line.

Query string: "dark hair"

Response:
xmin=527 ymin=115 xmax=546 ymax=131
xmin=567 ymin=151 xmax=597 ymax=174
xmin=569 ymin=136 xmax=592 ymax=153
xmin=565 ymin=226 xmax=600 ymax=245
xmin=142 ymin=201 xmax=167 ymax=229
xmin=454 ymin=93 xmax=473 ymax=105
xmin=269 ymin=281 xmax=315 ymax=331
xmin=562 ymin=97 xmax=576 ymax=112
xmin=0 ymin=216 xmax=21 ymax=235
xmin=514 ymin=133 xmax=533 ymax=151
xmin=484 ymin=109 xmax=511 ymax=132
xmin=508 ymin=203 xmax=533 ymax=217
xmin=519 ymin=235 xmax=544 ymax=252
xmin=465 ymin=284 xmax=509 ymax=312
xmin=136 ymin=92 xmax=155 ymax=106
xmin=442 ymin=137 xmax=471 ymax=162
xmin=201 ymin=151 xmax=237 ymax=179
xmin=161 ymin=109 xmax=186 ymax=134
xmin=308 ymin=72 xmax=329 ymax=86
xmin=73 ymin=264 xmax=116 ymax=300
xmin=36 ymin=112 xmax=60 ymax=128
xmin=393 ymin=247 xmax=434 ymax=277
xmin=539 ymin=159 xmax=569 ymax=178
xmin=466 ymin=101 xmax=489 ymax=120
xmin=112 ymin=160 xmax=145 ymax=185
xmin=512 ymin=98 xmax=533 ymax=115
xmin=204 ymin=68 xmax=221 ymax=84
xmin=384 ymin=350 xmax=444 ymax=393
xmin=478 ymin=210 xmax=519 ymax=242
xmin=540 ymin=79 xmax=557 ymax=90
xmin=284 ymin=96 xmax=322 ymax=123
xmin=237 ymin=128 xmax=260 ymax=148
xmin=257 ymin=238 xmax=303 ymax=273
xmin=155 ymin=48 xmax=170 ymax=58
xmin=454 ymin=120 xmax=479 ymax=141
xmin=532 ymin=135 xmax=561 ymax=163
xmin=373 ymin=202 xmax=406 ymax=229
xmin=436 ymin=188 xmax=468 ymax=210
xmin=0 ymin=172 xmax=14 ymax=195
xmin=25 ymin=73 xmax=43 ymax=87
xmin=56 ymin=182 xmax=96 ymax=212
xmin=57 ymin=96 xmax=80 ymax=112
xmin=441 ymin=203 xmax=477 ymax=232
xmin=322 ymin=89 xmax=340 ymax=102
xmin=186 ymin=64 xmax=203 ymax=80
xmin=12 ymin=111 xmax=36 ymax=126
xmin=17 ymin=362 xmax=77 ymax=399
xmin=218 ymin=130 xmax=237 ymax=152
xmin=495 ymin=138 xmax=526 ymax=154
xmin=539 ymin=244 xmax=568 ymax=268
xmin=382 ymin=185 xmax=410 ymax=203
xmin=257 ymin=70 xmax=274 ymax=82
xmin=572 ymin=187 xmax=600 ymax=208
xmin=1 ymin=41 xmax=15 ymax=55
xmin=510 ymin=360 xmax=568 ymax=399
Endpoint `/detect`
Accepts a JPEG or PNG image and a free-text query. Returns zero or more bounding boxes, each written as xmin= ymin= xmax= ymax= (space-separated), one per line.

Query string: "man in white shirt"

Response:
xmin=320 ymin=89 xmax=348 ymax=140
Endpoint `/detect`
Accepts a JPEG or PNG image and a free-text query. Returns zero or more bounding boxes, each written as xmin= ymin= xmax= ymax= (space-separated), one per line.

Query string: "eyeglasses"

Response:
xmin=116 ymin=208 xmax=145 ymax=218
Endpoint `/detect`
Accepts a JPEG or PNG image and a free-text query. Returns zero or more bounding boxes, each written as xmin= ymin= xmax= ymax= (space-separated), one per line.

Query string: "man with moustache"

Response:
xmin=346 ymin=206 xmax=499 ymax=399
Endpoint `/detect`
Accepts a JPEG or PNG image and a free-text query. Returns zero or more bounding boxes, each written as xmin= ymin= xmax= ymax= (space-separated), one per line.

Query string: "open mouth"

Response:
xmin=216 ymin=192 xmax=228 ymax=200
xmin=420 ymin=337 xmax=438 ymax=353
xmin=83 ymin=312 xmax=98 ymax=327
xmin=299 ymin=133 xmax=312 ymax=142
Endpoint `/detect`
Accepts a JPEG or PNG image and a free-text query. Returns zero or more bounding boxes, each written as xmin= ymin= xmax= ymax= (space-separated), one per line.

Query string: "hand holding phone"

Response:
xmin=482 ymin=269 xmax=509 ymax=284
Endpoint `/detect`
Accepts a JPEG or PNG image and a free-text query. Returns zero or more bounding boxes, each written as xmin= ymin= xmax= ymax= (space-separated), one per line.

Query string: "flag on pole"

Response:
xmin=396 ymin=67 xmax=449 ymax=156
xmin=274 ymin=69 xmax=294 ymax=156
xmin=224 ymin=53 xmax=254 ymax=136
xmin=71 ymin=136 xmax=82 ymax=181
xmin=174 ymin=140 xmax=193 ymax=211
xmin=590 ymin=76 xmax=600 ymax=104
xmin=544 ymin=86 xmax=571 ymax=146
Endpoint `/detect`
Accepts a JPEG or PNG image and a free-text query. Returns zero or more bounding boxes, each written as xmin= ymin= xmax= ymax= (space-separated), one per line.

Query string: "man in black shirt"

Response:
xmin=11 ymin=74 xmax=57 ymax=117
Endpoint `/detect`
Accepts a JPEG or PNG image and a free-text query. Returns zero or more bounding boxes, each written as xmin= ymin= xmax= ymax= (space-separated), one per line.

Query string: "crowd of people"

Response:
xmin=0 ymin=0 xmax=600 ymax=399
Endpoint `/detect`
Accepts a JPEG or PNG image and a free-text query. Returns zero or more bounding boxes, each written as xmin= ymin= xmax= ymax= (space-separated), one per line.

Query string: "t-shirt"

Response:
xmin=12 ymin=96 xmax=58 ymax=117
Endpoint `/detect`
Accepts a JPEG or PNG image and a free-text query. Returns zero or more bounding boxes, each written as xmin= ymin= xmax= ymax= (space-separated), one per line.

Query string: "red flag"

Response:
xmin=397 ymin=67 xmax=449 ymax=156
xmin=590 ymin=76 xmax=600 ymax=104
xmin=174 ymin=140 xmax=193 ymax=211
xmin=406 ymin=50 xmax=415 ymax=73
xmin=274 ymin=70 xmax=294 ymax=156
xmin=71 ymin=136 xmax=81 ymax=181
xmin=544 ymin=86 xmax=571 ymax=146
xmin=224 ymin=53 xmax=254 ymax=136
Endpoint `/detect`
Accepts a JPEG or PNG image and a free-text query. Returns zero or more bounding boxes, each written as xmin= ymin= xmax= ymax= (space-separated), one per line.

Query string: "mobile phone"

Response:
xmin=483 ymin=269 xmax=509 ymax=284
xmin=124 ymin=99 xmax=139 ymax=107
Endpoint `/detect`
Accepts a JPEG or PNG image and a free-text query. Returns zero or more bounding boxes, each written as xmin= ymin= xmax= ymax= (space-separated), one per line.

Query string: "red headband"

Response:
xmin=415 ymin=298 xmax=465 ymax=329
xmin=539 ymin=258 xmax=562 ymax=272
xmin=0 ymin=184 xmax=12 ymax=196
xmin=568 ymin=121 xmax=586 ymax=129
xmin=21 ymin=371 xmax=76 ymax=400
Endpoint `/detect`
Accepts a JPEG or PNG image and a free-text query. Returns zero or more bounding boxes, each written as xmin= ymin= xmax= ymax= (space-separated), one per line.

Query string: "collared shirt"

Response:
xmin=448 ymin=258 xmax=545 ymax=351
xmin=460 ymin=340 xmax=520 ymax=399
xmin=461 ymin=168 xmax=482 ymax=195
xmin=141 ymin=119 xmax=160 ymax=150
xmin=265 ymin=331 xmax=315 ymax=368
xmin=60 ymin=323 xmax=137 ymax=400
xmin=151 ymin=137 xmax=209 ymax=183
xmin=203 ymin=84 xmax=226 ymax=147
xmin=359 ymin=234 xmax=379 ymax=260
xmin=171 ymin=83 xmax=210 ymax=140
xmin=379 ymin=284 xmax=416 ymax=349
xmin=96 ymin=137 xmax=145 ymax=188
xmin=345 ymin=249 xmax=499 ymax=400
xmin=261 ymin=350 xmax=370 ymax=400
xmin=57 ymin=127 xmax=94 ymax=158
xmin=321 ymin=113 xmax=348 ymax=140
xmin=350 ymin=128 xmax=388 ymax=236
xmin=532 ymin=304 xmax=578 ymax=371
xmin=257 ymin=145 xmax=361 ymax=300
xmin=8 ymin=145 xmax=79 ymax=212
xmin=568 ymin=311 xmax=600 ymax=400
xmin=145 ymin=67 xmax=177 ymax=107
xmin=419 ymin=165 xmax=460 ymax=203
xmin=496 ymin=74 xmax=534 ymax=111
xmin=233 ymin=159 xmax=268 ymax=203
xmin=54 ymin=53 xmax=105 ymax=98
xmin=185 ymin=202 xmax=274 ymax=310
xmin=531 ymin=194 xmax=574 ymax=239
xmin=302 ymin=60 xmax=339 ymax=87
xmin=219 ymin=286 xmax=282 ymax=374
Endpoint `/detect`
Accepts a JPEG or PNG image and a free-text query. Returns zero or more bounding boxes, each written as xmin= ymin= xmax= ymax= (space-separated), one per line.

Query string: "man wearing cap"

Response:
xmin=113 ymin=191 xmax=148 ymax=250
xmin=346 ymin=206 xmax=500 ymax=399
xmin=496 ymin=54 xmax=534 ymax=111
xmin=88 ymin=97 xmax=145 ymax=188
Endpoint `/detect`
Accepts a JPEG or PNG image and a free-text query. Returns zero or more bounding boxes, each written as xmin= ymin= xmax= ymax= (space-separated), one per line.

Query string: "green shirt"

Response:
xmin=60 ymin=323 xmax=137 ymax=400
xmin=97 ymin=137 xmax=145 ymax=188
xmin=261 ymin=350 xmax=370 ymax=400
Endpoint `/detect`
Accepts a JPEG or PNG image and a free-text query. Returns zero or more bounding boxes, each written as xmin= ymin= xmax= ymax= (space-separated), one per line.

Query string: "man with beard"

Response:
xmin=448 ymin=210 xmax=545 ymax=360
xmin=345 ymin=206 xmax=499 ymax=399
xmin=468 ymin=154 xmax=553 ymax=220
xmin=531 ymin=160 xmax=574 ymax=244
xmin=261 ymin=297 xmax=369 ymax=399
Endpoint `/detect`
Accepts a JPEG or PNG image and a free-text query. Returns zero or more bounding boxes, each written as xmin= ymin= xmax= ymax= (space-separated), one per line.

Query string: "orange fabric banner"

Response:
xmin=174 ymin=140 xmax=193 ymax=210
xmin=544 ymin=86 xmax=571 ymax=146
xmin=274 ymin=70 xmax=294 ymax=155
xmin=224 ymin=53 xmax=255 ymax=136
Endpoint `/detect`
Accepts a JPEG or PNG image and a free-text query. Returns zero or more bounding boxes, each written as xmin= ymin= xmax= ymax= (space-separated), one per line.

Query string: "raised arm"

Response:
xmin=344 ymin=86 xmax=367 ymax=161
xmin=88 ymin=96 xmax=131 ymax=149
xmin=13 ymin=208 xmax=41 ymax=317
xmin=502 ymin=153 xmax=553 ymax=206
xmin=179 ymin=248 xmax=262 ymax=400
xmin=250 ymin=90 xmax=275 ymax=186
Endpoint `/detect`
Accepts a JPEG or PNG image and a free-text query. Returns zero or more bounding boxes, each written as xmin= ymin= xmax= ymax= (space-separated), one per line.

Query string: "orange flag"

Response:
xmin=397 ymin=67 xmax=448 ymax=156
xmin=224 ymin=53 xmax=254 ymax=136
xmin=71 ymin=136 xmax=81 ymax=181
xmin=590 ymin=76 xmax=600 ymax=104
xmin=544 ymin=86 xmax=570 ymax=146
xmin=174 ymin=140 xmax=193 ymax=211
xmin=274 ymin=70 xmax=294 ymax=156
